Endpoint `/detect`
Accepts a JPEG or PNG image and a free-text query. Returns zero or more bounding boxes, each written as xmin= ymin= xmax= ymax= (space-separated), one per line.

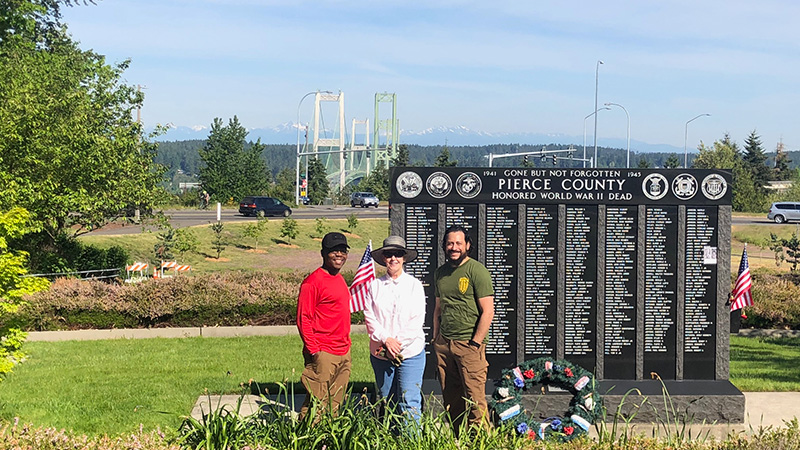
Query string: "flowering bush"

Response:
xmin=18 ymin=271 xmax=305 ymax=330
xmin=742 ymin=269 xmax=800 ymax=329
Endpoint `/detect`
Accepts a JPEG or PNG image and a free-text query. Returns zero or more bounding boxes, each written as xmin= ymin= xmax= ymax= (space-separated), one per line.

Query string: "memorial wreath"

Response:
xmin=489 ymin=358 xmax=602 ymax=442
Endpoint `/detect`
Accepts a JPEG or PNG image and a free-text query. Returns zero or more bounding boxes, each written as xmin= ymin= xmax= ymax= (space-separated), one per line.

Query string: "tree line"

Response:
xmin=159 ymin=129 xmax=799 ymax=214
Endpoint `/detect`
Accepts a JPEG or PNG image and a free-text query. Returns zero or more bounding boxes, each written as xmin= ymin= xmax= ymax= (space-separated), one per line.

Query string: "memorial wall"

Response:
xmin=390 ymin=167 xmax=732 ymax=381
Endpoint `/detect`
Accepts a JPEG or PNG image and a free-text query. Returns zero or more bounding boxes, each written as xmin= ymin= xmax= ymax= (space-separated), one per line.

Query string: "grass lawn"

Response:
xmin=0 ymin=334 xmax=797 ymax=437
xmin=80 ymin=217 xmax=392 ymax=274
xmin=729 ymin=335 xmax=800 ymax=391
xmin=0 ymin=335 xmax=373 ymax=436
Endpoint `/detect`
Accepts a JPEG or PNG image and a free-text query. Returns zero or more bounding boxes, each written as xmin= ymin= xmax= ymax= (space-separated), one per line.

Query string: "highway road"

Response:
xmin=88 ymin=205 xmax=388 ymax=235
xmin=88 ymin=208 xmax=769 ymax=236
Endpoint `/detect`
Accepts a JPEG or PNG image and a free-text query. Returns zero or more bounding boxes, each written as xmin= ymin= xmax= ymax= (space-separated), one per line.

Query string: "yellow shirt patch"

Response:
xmin=458 ymin=277 xmax=469 ymax=294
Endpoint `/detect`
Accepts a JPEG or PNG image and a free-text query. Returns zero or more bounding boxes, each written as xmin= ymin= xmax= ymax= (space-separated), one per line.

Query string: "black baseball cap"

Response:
xmin=322 ymin=232 xmax=349 ymax=251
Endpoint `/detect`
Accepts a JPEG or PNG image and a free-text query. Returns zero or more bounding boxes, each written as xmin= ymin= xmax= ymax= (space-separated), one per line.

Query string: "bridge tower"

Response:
xmin=372 ymin=92 xmax=398 ymax=170
xmin=350 ymin=118 xmax=370 ymax=177
xmin=312 ymin=91 xmax=346 ymax=187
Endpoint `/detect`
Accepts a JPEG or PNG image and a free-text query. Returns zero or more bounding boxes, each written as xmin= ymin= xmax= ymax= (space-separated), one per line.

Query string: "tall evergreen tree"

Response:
xmin=271 ymin=168 xmax=295 ymax=204
xmin=742 ymin=130 xmax=771 ymax=190
xmin=774 ymin=140 xmax=795 ymax=181
xmin=664 ymin=154 xmax=681 ymax=169
xmin=391 ymin=144 xmax=410 ymax=167
xmin=198 ymin=116 xmax=269 ymax=203
xmin=358 ymin=161 xmax=389 ymax=201
xmin=435 ymin=146 xmax=457 ymax=167
xmin=307 ymin=157 xmax=330 ymax=204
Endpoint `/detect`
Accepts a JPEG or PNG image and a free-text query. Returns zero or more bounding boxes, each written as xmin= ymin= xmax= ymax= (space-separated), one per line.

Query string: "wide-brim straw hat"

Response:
xmin=372 ymin=235 xmax=418 ymax=267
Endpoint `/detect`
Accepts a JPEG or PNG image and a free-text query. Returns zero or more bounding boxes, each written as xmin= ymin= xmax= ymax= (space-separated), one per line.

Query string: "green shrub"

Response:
xmin=347 ymin=213 xmax=358 ymax=231
xmin=210 ymin=222 xmax=226 ymax=259
xmin=13 ymin=232 xmax=129 ymax=275
xmin=313 ymin=217 xmax=329 ymax=238
xmin=280 ymin=217 xmax=298 ymax=241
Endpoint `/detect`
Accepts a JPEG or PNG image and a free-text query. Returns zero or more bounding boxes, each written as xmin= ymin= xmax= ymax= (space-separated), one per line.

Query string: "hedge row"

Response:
xmin=17 ymin=271 xmax=307 ymax=330
xmin=742 ymin=269 xmax=800 ymax=329
xmin=13 ymin=267 xmax=800 ymax=331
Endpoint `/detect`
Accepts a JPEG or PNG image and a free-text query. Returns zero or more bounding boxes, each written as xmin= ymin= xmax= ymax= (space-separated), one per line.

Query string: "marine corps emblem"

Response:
xmin=458 ymin=277 xmax=469 ymax=294
xmin=456 ymin=172 xmax=482 ymax=199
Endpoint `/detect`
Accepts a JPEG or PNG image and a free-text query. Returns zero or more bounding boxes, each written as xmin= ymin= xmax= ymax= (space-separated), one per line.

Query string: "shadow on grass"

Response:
xmin=250 ymin=381 xmax=375 ymax=398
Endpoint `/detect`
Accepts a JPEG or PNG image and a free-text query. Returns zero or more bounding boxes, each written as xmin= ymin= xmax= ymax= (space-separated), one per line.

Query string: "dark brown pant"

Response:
xmin=433 ymin=334 xmax=489 ymax=429
xmin=299 ymin=350 xmax=352 ymax=420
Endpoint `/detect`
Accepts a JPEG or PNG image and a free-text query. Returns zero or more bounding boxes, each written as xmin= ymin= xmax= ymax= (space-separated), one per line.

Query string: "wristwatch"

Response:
xmin=468 ymin=339 xmax=481 ymax=348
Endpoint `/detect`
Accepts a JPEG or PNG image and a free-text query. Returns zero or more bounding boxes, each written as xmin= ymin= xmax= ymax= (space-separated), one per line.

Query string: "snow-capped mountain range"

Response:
xmin=154 ymin=123 xmax=684 ymax=154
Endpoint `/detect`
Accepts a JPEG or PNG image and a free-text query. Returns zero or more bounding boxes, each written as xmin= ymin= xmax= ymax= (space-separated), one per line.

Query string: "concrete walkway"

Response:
xmin=26 ymin=325 xmax=368 ymax=341
xmin=27 ymin=325 xmax=794 ymax=342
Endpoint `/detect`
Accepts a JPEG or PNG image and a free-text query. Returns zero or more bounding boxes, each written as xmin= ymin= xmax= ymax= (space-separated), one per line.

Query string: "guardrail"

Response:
xmin=22 ymin=267 xmax=121 ymax=281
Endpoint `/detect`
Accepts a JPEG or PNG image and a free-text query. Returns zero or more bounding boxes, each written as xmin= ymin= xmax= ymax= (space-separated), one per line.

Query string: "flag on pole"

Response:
xmin=730 ymin=244 xmax=753 ymax=311
xmin=349 ymin=241 xmax=375 ymax=313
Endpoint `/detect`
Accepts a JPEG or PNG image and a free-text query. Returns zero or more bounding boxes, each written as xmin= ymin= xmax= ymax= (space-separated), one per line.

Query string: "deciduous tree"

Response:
xmin=692 ymin=134 xmax=740 ymax=170
xmin=0 ymin=208 xmax=49 ymax=379
xmin=0 ymin=9 xmax=166 ymax=242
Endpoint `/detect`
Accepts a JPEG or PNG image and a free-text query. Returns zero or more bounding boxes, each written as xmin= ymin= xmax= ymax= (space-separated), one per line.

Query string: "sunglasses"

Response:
xmin=384 ymin=250 xmax=406 ymax=259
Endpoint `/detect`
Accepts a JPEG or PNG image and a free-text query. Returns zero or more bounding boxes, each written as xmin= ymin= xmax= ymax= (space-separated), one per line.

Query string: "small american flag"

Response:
xmin=349 ymin=241 xmax=375 ymax=313
xmin=730 ymin=245 xmax=753 ymax=311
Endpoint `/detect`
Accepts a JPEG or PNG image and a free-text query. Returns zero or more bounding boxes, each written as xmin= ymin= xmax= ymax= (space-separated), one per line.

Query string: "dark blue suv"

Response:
xmin=239 ymin=196 xmax=292 ymax=217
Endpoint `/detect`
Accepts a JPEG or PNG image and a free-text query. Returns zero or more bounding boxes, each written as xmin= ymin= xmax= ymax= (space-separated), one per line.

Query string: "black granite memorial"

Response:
xmin=390 ymin=167 xmax=742 ymax=422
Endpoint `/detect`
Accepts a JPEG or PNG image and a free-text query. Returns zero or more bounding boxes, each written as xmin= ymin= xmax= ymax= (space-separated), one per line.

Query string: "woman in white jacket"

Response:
xmin=364 ymin=235 xmax=426 ymax=425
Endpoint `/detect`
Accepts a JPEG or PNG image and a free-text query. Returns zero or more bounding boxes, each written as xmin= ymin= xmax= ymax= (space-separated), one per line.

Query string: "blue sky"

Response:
xmin=61 ymin=0 xmax=800 ymax=150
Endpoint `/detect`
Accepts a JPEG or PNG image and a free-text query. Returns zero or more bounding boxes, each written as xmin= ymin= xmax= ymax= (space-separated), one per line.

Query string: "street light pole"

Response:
xmin=296 ymin=90 xmax=332 ymax=205
xmin=583 ymin=107 xmax=610 ymax=168
xmin=605 ymin=102 xmax=630 ymax=168
xmin=593 ymin=60 xmax=604 ymax=168
xmin=684 ymin=113 xmax=711 ymax=168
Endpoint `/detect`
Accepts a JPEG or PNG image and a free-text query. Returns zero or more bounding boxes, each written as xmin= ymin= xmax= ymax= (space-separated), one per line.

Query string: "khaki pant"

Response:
xmin=433 ymin=335 xmax=489 ymax=430
xmin=299 ymin=350 xmax=352 ymax=420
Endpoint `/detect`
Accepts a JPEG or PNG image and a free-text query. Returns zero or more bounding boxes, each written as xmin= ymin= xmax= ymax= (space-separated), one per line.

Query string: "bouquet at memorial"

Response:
xmin=375 ymin=345 xmax=404 ymax=367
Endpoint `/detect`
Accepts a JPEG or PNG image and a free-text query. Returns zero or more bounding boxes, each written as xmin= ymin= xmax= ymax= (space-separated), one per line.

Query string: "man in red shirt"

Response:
xmin=296 ymin=232 xmax=352 ymax=419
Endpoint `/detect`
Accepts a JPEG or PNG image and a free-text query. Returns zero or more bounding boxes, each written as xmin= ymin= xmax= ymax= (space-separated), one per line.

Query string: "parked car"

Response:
xmin=350 ymin=192 xmax=379 ymax=208
xmin=239 ymin=196 xmax=292 ymax=217
xmin=767 ymin=202 xmax=800 ymax=223
xmin=299 ymin=195 xmax=311 ymax=205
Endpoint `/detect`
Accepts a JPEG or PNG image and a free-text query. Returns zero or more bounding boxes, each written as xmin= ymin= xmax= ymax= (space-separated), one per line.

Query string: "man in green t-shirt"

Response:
xmin=432 ymin=225 xmax=495 ymax=430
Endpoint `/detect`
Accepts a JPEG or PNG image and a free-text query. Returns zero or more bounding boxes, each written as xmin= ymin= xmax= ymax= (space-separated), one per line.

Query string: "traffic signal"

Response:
xmin=552 ymin=156 xmax=558 ymax=165
xmin=523 ymin=155 xmax=528 ymax=165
